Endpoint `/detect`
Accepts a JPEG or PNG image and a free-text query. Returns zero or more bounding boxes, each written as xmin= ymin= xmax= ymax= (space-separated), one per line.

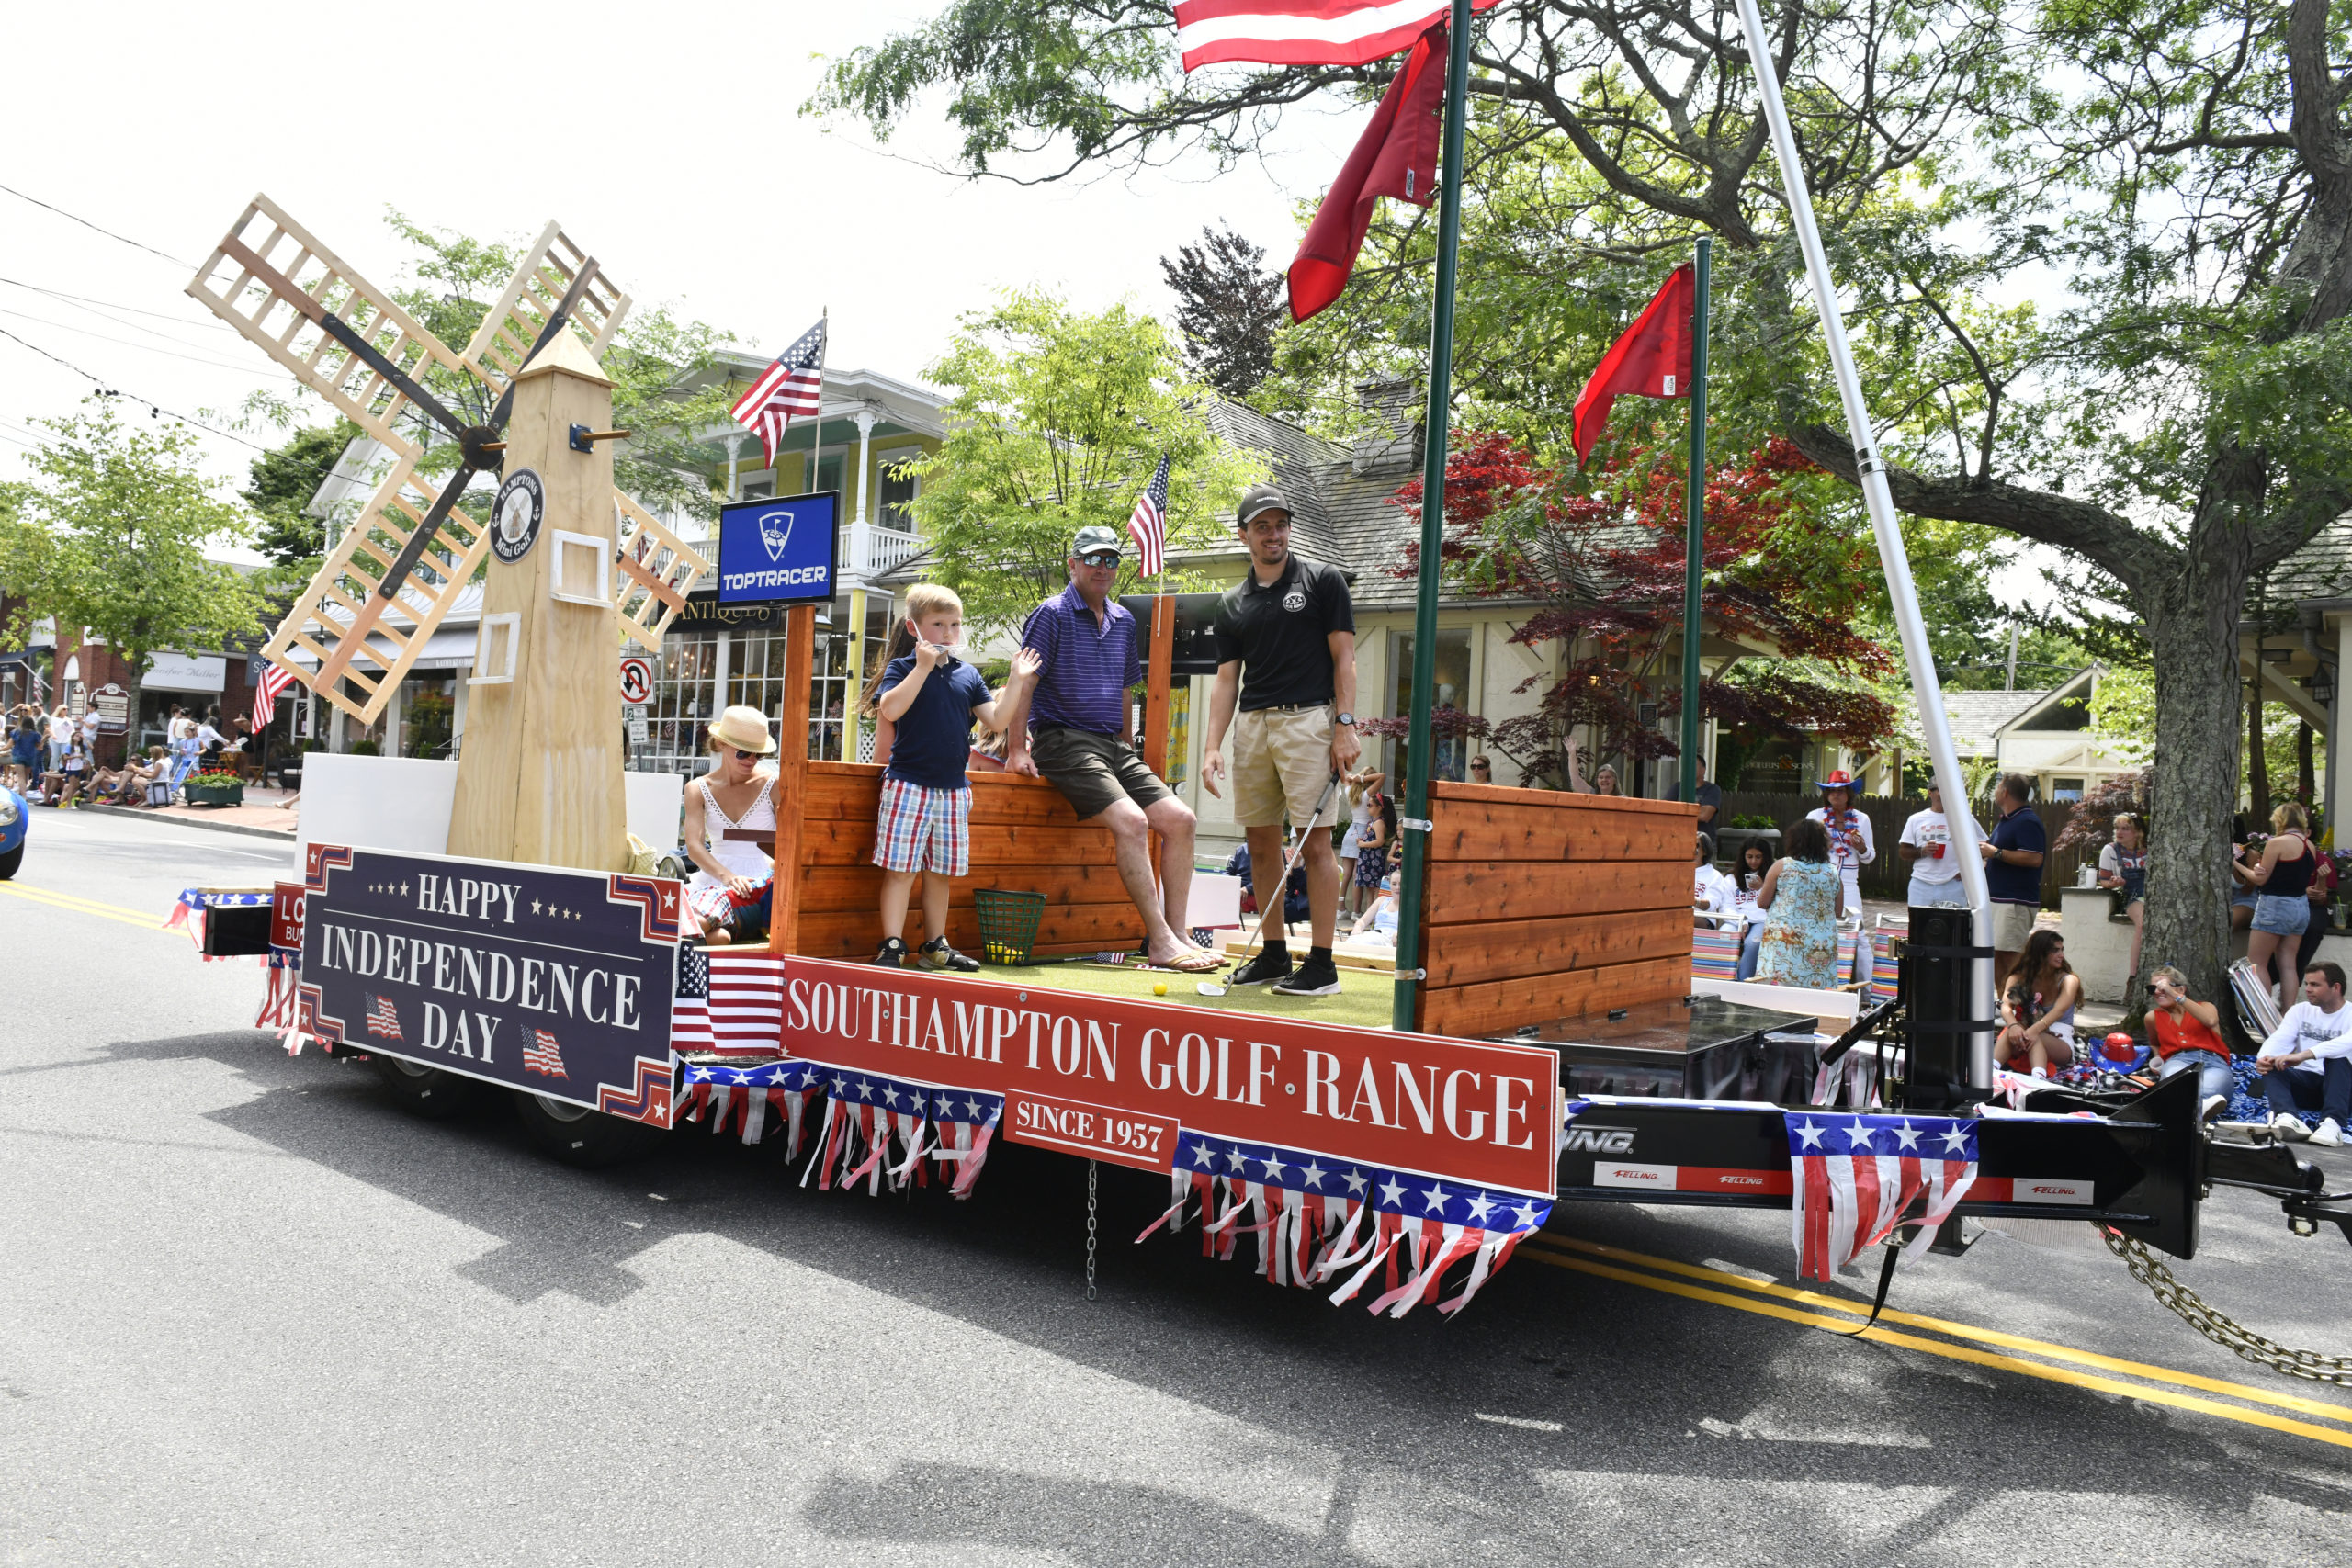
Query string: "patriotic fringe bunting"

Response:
xmin=1136 ymin=1132 xmax=1551 ymax=1318
xmin=797 ymin=1066 xmax=1003 ymax=1200
xmin=166 ymin=887 xmax=271 ymax=963
xmin=676 ymin=1058 xmax=827 ymax=1156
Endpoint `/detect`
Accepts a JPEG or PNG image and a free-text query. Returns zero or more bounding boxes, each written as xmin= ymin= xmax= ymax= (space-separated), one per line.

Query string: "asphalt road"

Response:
xmin=3 ymin=807 xmax=2349 ymax=1566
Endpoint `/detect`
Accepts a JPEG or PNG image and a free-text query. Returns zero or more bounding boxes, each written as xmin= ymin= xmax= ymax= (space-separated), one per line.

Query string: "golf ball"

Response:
xmin=1152 ymin=982 xmax=1168 ymax=996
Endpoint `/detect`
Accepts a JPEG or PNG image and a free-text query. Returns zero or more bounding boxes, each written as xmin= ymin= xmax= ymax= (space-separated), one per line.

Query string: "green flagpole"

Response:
xmin=1393 ymin=0 xmax=1476 ymax=1034
xmin=1680 ymin=237 xmax=1711 ymax=804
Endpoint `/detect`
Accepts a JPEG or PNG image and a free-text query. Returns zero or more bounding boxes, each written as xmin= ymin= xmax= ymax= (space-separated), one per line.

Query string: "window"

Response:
xmin=643 ymin=630 xmax=719 ymax=777
xmin=877 ymin=450 xmax=921 ymax=531
xmin=400 ymin=674 xmax=457 ymax=759
xmin=2051 ymin=776 xmax=2086 ymax=802
xmin=1390 ymin=627 xmax=1473 ymax=782
xmin=730 ymin=608 xmax=854 ymax=762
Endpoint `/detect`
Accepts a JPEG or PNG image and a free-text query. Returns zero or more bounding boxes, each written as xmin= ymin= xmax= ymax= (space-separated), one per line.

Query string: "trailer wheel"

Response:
xmin=512 ymin=1091 xmax=665 ymax=1168
xmin=372 ymin=1054 xmax=477 ymax=1120
xmin=0 ymin=844 xmax=20 ymax=881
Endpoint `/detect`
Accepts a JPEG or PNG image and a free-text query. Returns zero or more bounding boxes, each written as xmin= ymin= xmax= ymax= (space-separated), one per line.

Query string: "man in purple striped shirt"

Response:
xmin=1008 ymin=525 xmax=1223 ymax=973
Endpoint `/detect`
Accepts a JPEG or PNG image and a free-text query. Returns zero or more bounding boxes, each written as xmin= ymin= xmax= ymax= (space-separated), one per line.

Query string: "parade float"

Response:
xmin=164 ymin=0 xmax=2347 ymax=1342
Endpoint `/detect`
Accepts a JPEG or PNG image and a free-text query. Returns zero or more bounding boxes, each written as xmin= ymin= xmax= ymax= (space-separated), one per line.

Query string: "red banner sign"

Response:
xmin=271 ymin=880 xmax=306 ymax=952
xmin=779 ymin=958 xmax=1560 ymax=1197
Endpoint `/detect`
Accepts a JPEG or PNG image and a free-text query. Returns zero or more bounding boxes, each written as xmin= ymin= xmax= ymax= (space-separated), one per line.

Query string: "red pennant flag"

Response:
xmin=1571 ymin=265 xmax=1695 ymax=467
xmin=1286 ymin=24 xmax=1448 ymax=323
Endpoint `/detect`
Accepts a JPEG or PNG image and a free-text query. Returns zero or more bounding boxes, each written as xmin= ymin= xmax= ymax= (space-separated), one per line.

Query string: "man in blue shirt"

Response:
xmin=1980 ymin=772 xmax=2048 ymax=994
xmin=1010 ymin=525 xmax=1221 ymax=973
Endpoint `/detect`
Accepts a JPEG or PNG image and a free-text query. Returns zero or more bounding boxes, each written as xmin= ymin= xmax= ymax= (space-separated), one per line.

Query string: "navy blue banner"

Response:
xmin=717 ymin=491 xmax=841 ymax=605
xmin=295 ymin=844 xmax=684 ymax=1125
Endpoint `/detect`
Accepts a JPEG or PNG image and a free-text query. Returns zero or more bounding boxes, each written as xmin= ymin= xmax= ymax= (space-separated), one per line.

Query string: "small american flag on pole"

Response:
xmin=252 ymin=662 xmax=300 ymax=729
xmin=729 ymin=318 xmax=827 ymax=470
xmin=522 ymin=1029 xmax=570 ymax=1080
xmin=1127 ymin=454 xmax=1170 ymax=577
xmin=1787 ymin=1112 xmax=1977 ymax=1281
xmin=365 ymin=994 xmax=401 ymax=1041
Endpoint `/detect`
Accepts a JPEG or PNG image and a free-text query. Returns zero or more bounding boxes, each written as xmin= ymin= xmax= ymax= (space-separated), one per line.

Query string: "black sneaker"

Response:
xmin=918 ymin=937 xmax=980 ymax=973
xmin=1273 ymin=954 xmax=1341 ymax=997
xmin=1229 ymin=946 xmax=1295 ymax=987
xmin=875 ymin=937 xmax=910 ymax=967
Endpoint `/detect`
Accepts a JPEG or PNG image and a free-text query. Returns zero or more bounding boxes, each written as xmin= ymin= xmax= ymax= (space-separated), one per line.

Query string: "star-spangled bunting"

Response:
xmin=729 ymin=319 xmax=826 ymax=471
xmin=1786 ymin=1111 xmax=1977 ymax=1281
xmin=1142 ymin=1128 xmax=1551 ymax=1317
xmin=1127 ymin=454 xmax=1170 ymax=576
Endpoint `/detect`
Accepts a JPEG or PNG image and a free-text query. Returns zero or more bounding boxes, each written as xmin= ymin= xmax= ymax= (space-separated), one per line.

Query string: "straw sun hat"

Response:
xmin=707 ymin=705 xmax=776 ymax=756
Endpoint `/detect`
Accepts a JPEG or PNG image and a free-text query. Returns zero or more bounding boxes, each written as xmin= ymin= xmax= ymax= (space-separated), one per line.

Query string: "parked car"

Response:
xmin=0 ymin=784 xmax=25 ymax=879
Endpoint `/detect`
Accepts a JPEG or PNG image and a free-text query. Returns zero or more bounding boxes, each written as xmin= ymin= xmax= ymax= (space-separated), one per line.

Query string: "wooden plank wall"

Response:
xmin=1414 ymin=781 xmax=1700 ymax=1039
xmin=786 ymin=761 xmax=1147 ymax=961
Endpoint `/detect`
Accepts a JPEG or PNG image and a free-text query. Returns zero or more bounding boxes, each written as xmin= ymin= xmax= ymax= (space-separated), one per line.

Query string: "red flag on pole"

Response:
xmin=1285 ymin=24 xmax=1448 ymax=323
xmin=1571 ymin=265 xmax=1695 ymax=466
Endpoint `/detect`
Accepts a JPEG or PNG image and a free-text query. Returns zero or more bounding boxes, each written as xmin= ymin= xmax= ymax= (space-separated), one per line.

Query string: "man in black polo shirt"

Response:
xmin=1202 ymin=484 xmax=1360 ymax=996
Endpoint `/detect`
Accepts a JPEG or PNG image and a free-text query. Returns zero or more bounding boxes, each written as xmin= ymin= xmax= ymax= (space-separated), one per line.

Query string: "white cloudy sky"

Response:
xmin=0 ymin=0 xmax=1363 ymax=492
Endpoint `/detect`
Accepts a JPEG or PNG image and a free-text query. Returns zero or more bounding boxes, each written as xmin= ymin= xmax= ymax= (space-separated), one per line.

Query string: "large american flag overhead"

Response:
xmin=1174 ymin=0 xmax=1498 ymax=70
xmin=729 ymin=319 xmax=827 ymax=471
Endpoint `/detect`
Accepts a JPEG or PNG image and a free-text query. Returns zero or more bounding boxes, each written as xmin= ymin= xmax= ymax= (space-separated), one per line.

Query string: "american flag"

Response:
xmin=252 ymin=662 xmax=300 ymax=729
xmin=1786 ymin=1112 xmax=1977 ymax=1281
xmin=1127 ymin=454 xmax=1170 ymax=577
xmin=1173 ymin=0 xmax=1498 ymax=71
xmin=671 ymin=947 xmax=786 ymax=1055
xmin=365 ymin=994 xmax=401 ymax=1041
xmin=729 ymin=319 xmax=826 ymax=471
xmin=522 ymin=1028 xmax=569 ymax=1080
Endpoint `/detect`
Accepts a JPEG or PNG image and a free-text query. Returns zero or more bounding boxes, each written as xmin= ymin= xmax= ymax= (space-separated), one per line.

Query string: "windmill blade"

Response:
xmin=612 ymin=494 xmax=712 ymax=653
xmin=187 ymin=196 xmax=482 ymax=457
xmin=463 ymin=222 xmax=632 ymax=397
xmin=259 ymin=450 xmax=492 ymax=726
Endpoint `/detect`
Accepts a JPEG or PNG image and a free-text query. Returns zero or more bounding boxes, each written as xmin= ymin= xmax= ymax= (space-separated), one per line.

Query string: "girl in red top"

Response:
xmin=2144 ymin=964 xmax=2236 ymax=1106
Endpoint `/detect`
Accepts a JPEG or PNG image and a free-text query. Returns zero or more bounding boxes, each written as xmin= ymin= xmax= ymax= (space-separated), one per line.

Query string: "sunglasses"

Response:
xmin=1076 ymin=551 xmax=1121 ymax=570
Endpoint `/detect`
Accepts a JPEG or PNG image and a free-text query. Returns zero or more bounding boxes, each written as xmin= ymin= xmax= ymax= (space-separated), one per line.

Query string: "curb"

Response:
xmin=77 ymin=803 xmax=298 ymax=843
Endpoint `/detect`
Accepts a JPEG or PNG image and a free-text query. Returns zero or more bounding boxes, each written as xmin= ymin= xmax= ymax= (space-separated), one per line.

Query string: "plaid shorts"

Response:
xmin=873 ymin=776 xmax=971 ymax=876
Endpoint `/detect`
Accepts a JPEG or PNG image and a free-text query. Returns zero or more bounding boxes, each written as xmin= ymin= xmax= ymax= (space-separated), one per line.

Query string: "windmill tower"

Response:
xmin=187 ymin=197 xmax=710 ymax=869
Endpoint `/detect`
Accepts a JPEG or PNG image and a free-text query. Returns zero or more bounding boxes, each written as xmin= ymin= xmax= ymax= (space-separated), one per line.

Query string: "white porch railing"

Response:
xmin=846 ymin=520 xmax=923 ymax=584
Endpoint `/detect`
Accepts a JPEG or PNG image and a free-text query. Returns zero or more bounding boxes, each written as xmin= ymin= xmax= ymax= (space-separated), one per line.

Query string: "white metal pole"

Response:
xmin=1733 ymin=0 xmax=1996 ymax=1084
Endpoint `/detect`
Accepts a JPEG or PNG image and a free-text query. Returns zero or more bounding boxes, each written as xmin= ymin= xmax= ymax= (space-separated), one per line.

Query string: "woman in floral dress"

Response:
xmin=1756 ymin=817 xmax=1846 ymax=989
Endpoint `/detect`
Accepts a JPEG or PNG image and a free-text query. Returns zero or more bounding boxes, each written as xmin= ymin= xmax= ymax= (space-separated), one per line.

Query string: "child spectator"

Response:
xmin=869 ymin=584 xmax=1038 ymax=970
xmin=1725 ymin=839 xmax=1772 ymax=980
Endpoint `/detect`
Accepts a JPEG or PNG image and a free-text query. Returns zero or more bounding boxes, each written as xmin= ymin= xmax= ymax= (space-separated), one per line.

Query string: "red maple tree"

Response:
xmin=1372 ymin=430 xmax=1896 ymax=788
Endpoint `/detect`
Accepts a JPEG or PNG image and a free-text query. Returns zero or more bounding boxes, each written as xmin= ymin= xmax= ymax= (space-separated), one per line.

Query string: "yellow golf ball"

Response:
xmin=1152 ymin=982 xmax=1168 ymax=996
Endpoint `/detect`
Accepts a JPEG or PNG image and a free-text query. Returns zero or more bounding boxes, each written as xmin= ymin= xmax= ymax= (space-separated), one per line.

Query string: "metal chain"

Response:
xmin=1085 ymin=1159 xmax=1099 ymax=1302
xmin=2103 ymin=1227 xmax=2352 ymax=1385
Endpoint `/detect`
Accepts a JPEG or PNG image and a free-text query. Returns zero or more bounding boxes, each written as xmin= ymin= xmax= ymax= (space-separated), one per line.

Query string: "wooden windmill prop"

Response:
xmin=187 ymin=196 xmax=709 ymax=724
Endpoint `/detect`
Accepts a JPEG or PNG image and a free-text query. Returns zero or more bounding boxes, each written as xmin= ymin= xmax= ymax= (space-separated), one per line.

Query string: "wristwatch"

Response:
xmin=1336 ymin=712 xmax=1356 ymax=728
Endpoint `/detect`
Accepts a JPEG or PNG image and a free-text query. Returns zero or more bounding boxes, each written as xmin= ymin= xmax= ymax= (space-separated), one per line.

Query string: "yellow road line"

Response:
xmin=1529 ymin=1234 xmax=2352 ymax=1428
xmin=1523 ymin=1248 xmax=2352 ymax=1451
xmin=0 ymin=882 xmax=171 ymax=930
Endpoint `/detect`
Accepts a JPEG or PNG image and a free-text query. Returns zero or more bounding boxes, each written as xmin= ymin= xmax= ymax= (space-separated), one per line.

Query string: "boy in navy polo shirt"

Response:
xmin=873 ymin=584 xmax=1040 ymax=969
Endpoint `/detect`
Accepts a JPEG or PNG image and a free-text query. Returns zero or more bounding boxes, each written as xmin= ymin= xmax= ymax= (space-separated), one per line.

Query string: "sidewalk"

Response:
xmin=76 ymin=784 xmax=299 ymax=841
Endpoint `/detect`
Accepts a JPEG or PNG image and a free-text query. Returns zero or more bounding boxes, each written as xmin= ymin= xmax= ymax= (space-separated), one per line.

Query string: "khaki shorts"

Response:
xmin=1991 ymin=901 xmax=2040 ymax=952
xmin=1231 ymin=705 xmax=1339 ymax=830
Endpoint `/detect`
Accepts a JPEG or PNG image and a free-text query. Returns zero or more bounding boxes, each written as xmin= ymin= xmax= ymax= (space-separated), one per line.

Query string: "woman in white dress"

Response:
xmin=1804 ymin=768 xmax=1876 ymax=923
xmin=683 ymin=705 xmax=778 ymax=945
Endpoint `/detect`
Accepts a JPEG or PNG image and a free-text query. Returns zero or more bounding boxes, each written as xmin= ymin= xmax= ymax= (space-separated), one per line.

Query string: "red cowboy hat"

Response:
xmin=1815 ymin=769 xmax=1860 ymax=792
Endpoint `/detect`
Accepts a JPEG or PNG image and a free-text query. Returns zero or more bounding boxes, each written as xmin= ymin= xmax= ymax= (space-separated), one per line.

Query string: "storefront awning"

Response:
xmin=287 ymin=626 xmax=479 ymax=675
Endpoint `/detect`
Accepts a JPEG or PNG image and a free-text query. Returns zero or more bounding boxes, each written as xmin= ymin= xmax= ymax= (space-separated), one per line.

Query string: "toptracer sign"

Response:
xmin=718 ymin=491 xmax=842 ymax=606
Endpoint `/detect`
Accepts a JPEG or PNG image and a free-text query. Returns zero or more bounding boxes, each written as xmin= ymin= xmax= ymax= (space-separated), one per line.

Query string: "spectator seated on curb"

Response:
xmin=92 ymin=747 xmax=170 ymax=806
xmin=2143 ymin=964 xmax=2237 ymax=1114
xmin=1349 ymin=874 xmax=1401 ymax=944
xmin=2256 ymin=960 xmax=2352 ymax=1147
xmin=1225 ymin=840 xmax=1310 ymax=931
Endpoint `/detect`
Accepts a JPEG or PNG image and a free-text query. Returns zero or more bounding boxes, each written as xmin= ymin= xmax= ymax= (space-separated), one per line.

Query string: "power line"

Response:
xmin=0 ymin=275 xmax=239 ymax=334
xmin=0 ymin=303 xmax=304 ymax=380
xmin=0 ymin=182 xmax=190 ymax=265
xmin=0 ymin=324 xmax=267 ymax=450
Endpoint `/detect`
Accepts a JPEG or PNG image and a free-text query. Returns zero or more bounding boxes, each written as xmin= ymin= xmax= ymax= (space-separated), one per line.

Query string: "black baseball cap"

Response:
xmin=1237 ymin=484 xmax=1290 ymax=527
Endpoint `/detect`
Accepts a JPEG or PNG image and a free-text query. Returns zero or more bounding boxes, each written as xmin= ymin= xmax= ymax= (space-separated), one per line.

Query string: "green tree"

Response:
xmin=242 ymin=421 xmax=360 ymax=579
xmin=3 ymin=400 xmax=268 ymax=748
xmin=1160 ymin=224 xmax=1284 ymax=399
xmin=907 ymin=288 xmax=1266 ymax=634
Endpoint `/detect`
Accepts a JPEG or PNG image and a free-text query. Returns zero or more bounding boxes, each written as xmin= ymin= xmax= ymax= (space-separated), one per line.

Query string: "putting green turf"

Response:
xmin=964 ymin=957 xmax=1397 ymax=1032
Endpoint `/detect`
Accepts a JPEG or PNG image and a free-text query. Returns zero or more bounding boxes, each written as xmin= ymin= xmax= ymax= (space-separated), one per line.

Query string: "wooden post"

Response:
xmin=765 ymin=603 xmax=818 ymax=956
xmin=1142 ymin=594 xmax=1175 ymax=775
